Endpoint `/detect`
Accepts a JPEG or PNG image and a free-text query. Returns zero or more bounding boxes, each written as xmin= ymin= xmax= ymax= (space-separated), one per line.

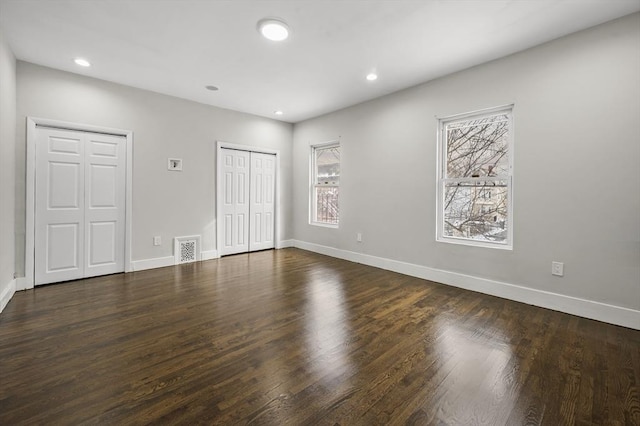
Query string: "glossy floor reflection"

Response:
xmin=0 ymin=248 xmax=638 ymax=425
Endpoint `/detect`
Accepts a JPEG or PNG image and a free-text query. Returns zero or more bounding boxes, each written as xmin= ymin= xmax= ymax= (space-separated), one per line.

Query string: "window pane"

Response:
xmin=443 ymin=180 xmax=508 ymax=243
xmin=316 ymin=146 xmax=340 ymax=185
xmin=315 ymin=186 xmax=339 ymax=224
xmin=446 ymin=113 xmax=509 ymax=178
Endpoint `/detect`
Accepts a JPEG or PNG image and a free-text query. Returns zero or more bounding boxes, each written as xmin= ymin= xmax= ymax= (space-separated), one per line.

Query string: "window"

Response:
xmin=311 ymin=143 xmax=340 ymax=226
xmin=437 ymin=105 xmax=513 ymax=249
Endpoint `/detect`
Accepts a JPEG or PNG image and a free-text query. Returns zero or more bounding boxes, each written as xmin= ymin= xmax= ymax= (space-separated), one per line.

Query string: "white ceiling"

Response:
xmin=1 ymin=1 xmax=639 ymax=123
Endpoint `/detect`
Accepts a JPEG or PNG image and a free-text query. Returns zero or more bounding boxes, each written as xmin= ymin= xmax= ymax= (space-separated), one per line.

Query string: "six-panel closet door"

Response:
xmin=34 ymin=127 xmax=126 ymax=285
xmin=249 ymin=152 xmax=276 ymax=251
xmin=220 ymin=148 xmax=275 ymax=256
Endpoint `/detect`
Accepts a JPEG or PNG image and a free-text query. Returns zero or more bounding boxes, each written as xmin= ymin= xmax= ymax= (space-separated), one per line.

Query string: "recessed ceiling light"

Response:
xmin=366 ymin=73 xmax=378 ymax=81
xmin=205 ymin=85 xmax=219 ymax=91
xmin=74 ymin=58 xmax=91 ymax=67
xmin=258 ymin=18 xmax=289 ymax=41
xmin=274 ymin=110 xmax=284 ymax=116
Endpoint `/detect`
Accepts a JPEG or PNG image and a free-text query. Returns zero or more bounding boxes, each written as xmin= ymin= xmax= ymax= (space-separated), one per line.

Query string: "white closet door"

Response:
xmin=220 ymin=148 xmax=250 ymax=256
xmin=84 ymin=133 xmax=126 ymax=278
xmin=35 ymin=128 xmax=85 ymax=284
xmin=35 ymin=127 xmax=126 ymax=285
xmin=249 ymin=152 xmax=275 ymax=251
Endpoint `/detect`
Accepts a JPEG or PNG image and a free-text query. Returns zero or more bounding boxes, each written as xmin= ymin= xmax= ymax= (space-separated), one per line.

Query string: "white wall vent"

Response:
xmin=174 ymin=235 xmax=201 ymax=265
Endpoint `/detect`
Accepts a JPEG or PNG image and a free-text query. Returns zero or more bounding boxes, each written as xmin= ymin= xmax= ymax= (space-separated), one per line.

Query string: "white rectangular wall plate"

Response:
xmin=168 ymin=158 xmax=183 ymax=171
xmin=552 ymin=261 xmax=564 ymax=277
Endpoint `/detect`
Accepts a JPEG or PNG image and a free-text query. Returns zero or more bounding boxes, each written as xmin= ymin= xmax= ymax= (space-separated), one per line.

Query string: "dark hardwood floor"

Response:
xmin=0 ymin=248 xmax=638 ymax=425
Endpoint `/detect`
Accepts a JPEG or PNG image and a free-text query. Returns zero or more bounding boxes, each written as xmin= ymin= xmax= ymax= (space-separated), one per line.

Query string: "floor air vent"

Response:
xmin=174 ymin=235 xmax=201 ymax=264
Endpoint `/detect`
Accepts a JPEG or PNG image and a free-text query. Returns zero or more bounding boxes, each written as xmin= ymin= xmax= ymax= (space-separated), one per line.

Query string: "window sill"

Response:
xmin=436 ymin=236 xmax=512 ymax=250
xmin=310 ymin=222 xmax=339 ymax=229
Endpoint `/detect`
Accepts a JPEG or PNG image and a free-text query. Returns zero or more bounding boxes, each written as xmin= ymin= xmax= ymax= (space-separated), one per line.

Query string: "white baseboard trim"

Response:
xmin=201 ymin=250 xmax=219 ymax=261
xmin=16 ymin=277 xmax=28 ymax=291
xmin=292 ymin=240 xmax=640 ymax=330
xmin=131 ymin=256 xmax=175 ymax=272
xmin=0 ymin=279 xmax=17 ymax=314
xmin=276 ymin=239 xmax=294 ymax=249
xmin=132 ymin=252 xmax=222 ymax=271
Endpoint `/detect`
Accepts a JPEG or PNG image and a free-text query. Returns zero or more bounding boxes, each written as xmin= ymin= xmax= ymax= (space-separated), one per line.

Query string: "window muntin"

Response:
xmin=311 ymin=143 xmax=340 ymax=226
xmin=437 ymin=106 xmax=513 ymax=248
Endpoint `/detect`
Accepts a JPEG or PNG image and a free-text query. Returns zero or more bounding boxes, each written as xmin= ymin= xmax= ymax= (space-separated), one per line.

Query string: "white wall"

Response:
xmin=292 ymin=14 xmax=640 ymax=324
xmin=0 ymin=28 xmax=16 ymax=312
xmin=15 ymin=62 xmax=293 ymax=276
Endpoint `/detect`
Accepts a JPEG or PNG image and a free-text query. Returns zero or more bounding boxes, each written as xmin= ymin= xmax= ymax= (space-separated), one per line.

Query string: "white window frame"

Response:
xmin=436 ymin=104 xmax=514 ymax=250
xmin=310 ymin=141 xmax=340 ymax=228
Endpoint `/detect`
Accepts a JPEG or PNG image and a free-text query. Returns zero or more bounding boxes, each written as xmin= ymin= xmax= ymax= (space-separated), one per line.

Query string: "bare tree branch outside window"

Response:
xmin=439 ymin=109 xmax=512 ymax=245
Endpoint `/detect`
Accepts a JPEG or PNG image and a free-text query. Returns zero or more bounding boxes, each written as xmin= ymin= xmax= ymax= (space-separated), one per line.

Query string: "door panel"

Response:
xmin=48 ymin=162 xmax=81 ymax=208
xmin=89 ymin=221 xmax=117 ymax=265
xmin=35 ymin=128 xmax=85 ymax=284
xmin=249 ymin=152 xmax=275 ymax=251
xmin=224 ymin=214 xmax=233 ymax=247
xmin=253 ymin=213 xmax=262 ymax=243
xmin=49 ymin=136 xmax=81 ymax=155
xmin=85 ymin=133 xmax=126 ymax=278
xmin=237 ymin=213 xmax=246 ymax=245
xmin=35 ymin=127 xmax=126 ymax=285
xmin=89 ymin=165 xmax=117 ymax=207
xmin=220 ymin=149 xmax=250 ymax=255
xmin=46 ymin=223 xmax=80 ymax=272
xmin=265 ymin=212 xmax=273 ymax=242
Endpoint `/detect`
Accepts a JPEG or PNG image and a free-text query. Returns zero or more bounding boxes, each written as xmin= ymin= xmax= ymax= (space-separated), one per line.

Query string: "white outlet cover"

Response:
xmin=552 ymin=261 xmax=564 ymax=276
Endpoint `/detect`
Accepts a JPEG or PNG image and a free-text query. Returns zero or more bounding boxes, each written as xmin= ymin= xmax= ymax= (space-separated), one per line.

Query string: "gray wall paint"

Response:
xmin=0 ymin=29 xmax=16 ymax=296
xmin=292 ymin=14 xmax=640 ymax=310
xmin=15 ymin=62 xmax=293 ymax=274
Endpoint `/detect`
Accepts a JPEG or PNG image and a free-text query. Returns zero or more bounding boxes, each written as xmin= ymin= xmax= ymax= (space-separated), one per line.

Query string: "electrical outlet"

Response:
xmin=357 ymin=232 xmax=362 ymax=242
xmin=153 ymin=236 xmax=161 ymax=246
xmin=552 ymin=261 xmax=564 ymax=277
